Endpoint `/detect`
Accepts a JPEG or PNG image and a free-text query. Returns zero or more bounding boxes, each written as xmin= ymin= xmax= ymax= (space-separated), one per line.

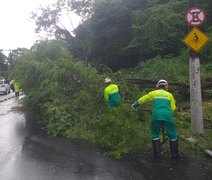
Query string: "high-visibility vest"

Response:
xmin=104 ymin=84 xmax=121 ymax=107
xmin=138 ymin=89 xmax=176 ymax=121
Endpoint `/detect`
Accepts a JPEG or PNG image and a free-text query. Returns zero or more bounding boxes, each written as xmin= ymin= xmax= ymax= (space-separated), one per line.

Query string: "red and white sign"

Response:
xmin=185 ymin=7 xmax=206 ymax=27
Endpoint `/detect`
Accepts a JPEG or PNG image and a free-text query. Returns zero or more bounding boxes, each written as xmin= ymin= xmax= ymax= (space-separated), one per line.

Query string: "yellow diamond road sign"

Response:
xmin=182 ymin=27 xmax=209 ymax=52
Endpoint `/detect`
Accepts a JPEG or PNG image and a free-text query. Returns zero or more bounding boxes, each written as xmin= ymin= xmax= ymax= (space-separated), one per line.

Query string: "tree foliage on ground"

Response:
xmin=11 ymin=40 xmax=101 ymax=135
xmin=11 ymin=40 xmax=149 ymax=158
xmin=11 ymin=40 xmax=212 ymax=158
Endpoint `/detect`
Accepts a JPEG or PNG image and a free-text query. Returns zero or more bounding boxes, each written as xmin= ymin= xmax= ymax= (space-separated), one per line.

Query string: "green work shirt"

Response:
xmin=137 ymin=89 xmax=176 ymax=122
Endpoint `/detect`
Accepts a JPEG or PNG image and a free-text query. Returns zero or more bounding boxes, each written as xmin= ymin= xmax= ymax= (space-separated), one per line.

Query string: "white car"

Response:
xmin=0 ymin=79 xmax=10 ymax=94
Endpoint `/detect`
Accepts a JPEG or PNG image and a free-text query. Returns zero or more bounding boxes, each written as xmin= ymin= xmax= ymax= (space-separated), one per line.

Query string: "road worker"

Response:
xmin=14 ymin=80 xmax=20 ymax=96
xmin=104 ymin=78 xmax=121 ymax=108
xmin=131 ymin=79 xmax=179 ymax=160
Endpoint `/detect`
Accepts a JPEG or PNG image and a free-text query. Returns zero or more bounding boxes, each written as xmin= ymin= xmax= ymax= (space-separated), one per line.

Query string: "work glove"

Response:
xmin=131 ymin=101 xmax=140 ymax=109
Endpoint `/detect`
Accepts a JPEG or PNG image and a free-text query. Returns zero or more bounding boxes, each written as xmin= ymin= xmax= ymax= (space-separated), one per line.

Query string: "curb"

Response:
xmin=0 ymin=93 xmax=23 ymax=103
xmin=182 ymin=136 xmax=212 ymax=159
xmin=0 ymin=95 xmax=16 ymax=102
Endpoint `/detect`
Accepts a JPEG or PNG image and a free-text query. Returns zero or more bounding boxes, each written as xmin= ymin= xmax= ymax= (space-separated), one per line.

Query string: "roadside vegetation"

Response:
xmin=10 ymin=40 xmax=212 ymax=159
xmin=2 ymin=0 xmax=211 ymax=159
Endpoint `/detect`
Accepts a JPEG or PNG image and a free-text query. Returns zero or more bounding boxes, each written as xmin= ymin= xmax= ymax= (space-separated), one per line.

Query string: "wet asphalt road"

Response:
xmin=0 ymin=93 xmax=212 ymax=180
xmin=0 ymin=94 xmax=145 ymax=180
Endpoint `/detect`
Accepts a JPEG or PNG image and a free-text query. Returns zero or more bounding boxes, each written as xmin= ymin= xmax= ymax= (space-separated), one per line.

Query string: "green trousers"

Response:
xmin=151 ymin=120 xmax=178 ymax=141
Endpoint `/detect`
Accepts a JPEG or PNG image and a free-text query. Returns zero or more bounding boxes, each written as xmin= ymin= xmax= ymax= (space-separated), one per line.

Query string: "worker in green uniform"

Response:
xmin=14 ymin=80 xmax=20 ymax=96
xmin=131 ymin=79 xmax=179 ymax=160
xmin=104 ymin=78 xmax=121 ymax=108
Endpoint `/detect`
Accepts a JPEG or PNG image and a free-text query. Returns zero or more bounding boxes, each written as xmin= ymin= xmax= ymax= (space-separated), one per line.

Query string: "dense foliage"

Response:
xmin=11 ymin=41 xmax=102 ymax=134
xmin=10 ymin=0 xmax=212 ymax=158
xmin=31 ymin=0 xmax=212 ymax=71
xmin=11 ymin=40 xmax=152 ymax=158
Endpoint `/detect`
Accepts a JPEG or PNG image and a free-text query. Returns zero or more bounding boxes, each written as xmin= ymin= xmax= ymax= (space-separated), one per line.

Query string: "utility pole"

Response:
xmin=188 ymin=0 xmax=204 ymax=134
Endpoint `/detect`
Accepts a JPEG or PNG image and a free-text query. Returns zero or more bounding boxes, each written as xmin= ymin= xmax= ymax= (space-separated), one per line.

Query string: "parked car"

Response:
xmin=0 ymin=79 xmax=10 ymax=94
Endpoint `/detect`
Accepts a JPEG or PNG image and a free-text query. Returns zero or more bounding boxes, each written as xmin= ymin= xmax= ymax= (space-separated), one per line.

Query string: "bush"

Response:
xmin=129 ymin=53 xmax=189 ymax=82
xmin=89 ymin=105 xmax=151 ymax=158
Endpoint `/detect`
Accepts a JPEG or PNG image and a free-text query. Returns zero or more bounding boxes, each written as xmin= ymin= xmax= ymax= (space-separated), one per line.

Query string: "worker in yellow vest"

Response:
xmin=14 ymin=80 xmax=20 ymax=96
xmin=104 ymin=78 xmax=121 ymax=108
xmin=131 ymin=79 xmax=179 ymax=160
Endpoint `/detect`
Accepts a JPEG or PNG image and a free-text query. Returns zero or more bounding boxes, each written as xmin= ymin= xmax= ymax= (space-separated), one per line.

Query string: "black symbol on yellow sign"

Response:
xmin=182 ymin=27 xmax=208 ymax=52
xmin=190 ymin=32 xmax=203 ymax=45
xmin=193 ymin=33 xmax=200 ymax=43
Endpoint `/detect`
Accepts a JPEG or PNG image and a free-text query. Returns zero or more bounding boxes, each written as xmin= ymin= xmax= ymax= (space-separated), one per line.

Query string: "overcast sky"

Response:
xmin=0 ymin=0 xmax=81 ymax=52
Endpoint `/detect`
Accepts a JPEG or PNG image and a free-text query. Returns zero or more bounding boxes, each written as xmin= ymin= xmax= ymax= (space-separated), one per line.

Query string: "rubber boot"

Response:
xmin=169 ymin=139 xmax=179 ymax=160
xmin=152 ymin=139 xmax=161 ymax=159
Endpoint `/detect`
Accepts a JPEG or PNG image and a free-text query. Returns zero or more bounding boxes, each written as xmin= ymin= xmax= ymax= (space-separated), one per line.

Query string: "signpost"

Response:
xmin=182 ymin=1 xmax=208 ymax=134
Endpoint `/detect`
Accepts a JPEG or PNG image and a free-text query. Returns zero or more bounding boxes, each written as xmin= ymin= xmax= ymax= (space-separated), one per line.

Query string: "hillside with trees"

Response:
xmin=8 ymin=0 xmax=212 ymax=158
